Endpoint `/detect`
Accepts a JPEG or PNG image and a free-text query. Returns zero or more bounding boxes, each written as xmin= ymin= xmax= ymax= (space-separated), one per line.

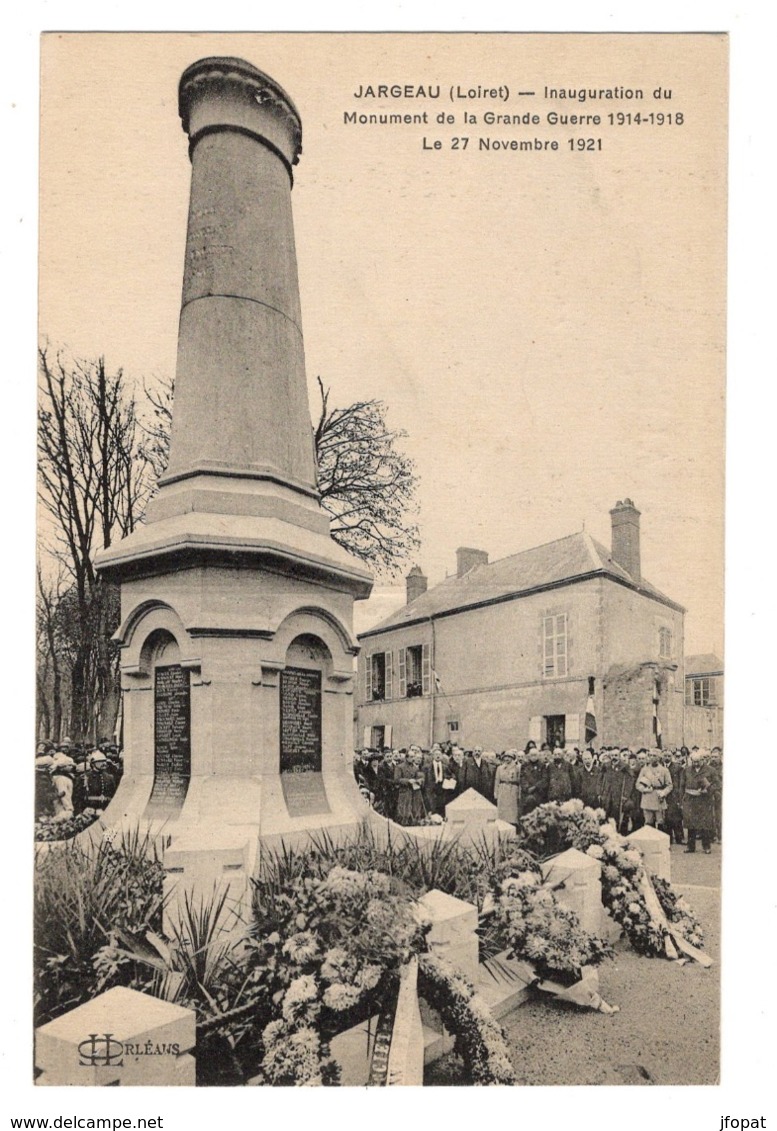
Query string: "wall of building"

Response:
xmin=684 ymin=705 xmax=724 ymax=748
xmin=355 ymin=576 xmax=687 ymax=752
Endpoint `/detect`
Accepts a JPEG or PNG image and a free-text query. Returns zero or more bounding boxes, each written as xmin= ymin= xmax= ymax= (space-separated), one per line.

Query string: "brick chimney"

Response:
xmin=406 ymin=565 xmax=428 ymax=605
xmin=609 ymin=498 xmax=641 ymax=582
xmin=456 ymin=547 xmax=489 ymax=578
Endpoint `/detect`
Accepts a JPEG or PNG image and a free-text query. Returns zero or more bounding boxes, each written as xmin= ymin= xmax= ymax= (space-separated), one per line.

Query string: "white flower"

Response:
xmin=282 ymin=930 xmax=319 ymax=964
xmin=358 ymin=964 xmax=382 ymax=991
xmin=282 ymin=974 xmax=319 ymax=1021
xmin=323 ymin=982 xmax=362 ymax=1011
xmin=586 ymin=844 xmax=604 ymax=860
xmin=323 ymin=866 xmax=368 ymax=897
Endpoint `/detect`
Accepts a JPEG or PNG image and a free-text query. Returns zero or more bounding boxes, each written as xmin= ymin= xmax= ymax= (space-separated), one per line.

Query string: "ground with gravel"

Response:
xmin=425 ymin=843 xmax=721 ymax=1086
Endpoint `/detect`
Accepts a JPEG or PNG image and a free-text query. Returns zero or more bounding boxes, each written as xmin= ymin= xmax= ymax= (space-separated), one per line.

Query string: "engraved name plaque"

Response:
xmin=279 ymin=666 xmax=329 ymax=816
xmin=280 ymin=666 xmax=322 ymax=773
xmin=145 ymin=664 xmax=191 ymax=816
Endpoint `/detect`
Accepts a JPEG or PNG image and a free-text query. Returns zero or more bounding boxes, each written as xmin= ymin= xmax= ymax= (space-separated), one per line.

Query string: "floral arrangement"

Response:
xmin=517 ymin=800 xmax=704 ymax=957
xmin=417 ymin=952 xmax=515 ymax=1085
xmin=248 ymin=865 xmax=428 ymax=1085
xmin=35 ymin=809 xmax=102 ymax=842
xmin=652 ymin=875 xmax=705 ymax=949
xmin=490 ymin=867 xmax=614 ymax=983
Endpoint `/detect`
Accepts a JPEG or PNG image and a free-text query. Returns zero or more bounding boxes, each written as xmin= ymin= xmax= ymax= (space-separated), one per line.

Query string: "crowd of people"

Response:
xmin=34 ymin=737 xmax=123 ymax=823
xmin=353 ymin=741 xmax=723 ymax=852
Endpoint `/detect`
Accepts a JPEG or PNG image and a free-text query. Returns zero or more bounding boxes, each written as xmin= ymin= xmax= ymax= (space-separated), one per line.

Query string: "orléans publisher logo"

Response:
xmin=78 ymin=1034 xmax=125 ymax=1068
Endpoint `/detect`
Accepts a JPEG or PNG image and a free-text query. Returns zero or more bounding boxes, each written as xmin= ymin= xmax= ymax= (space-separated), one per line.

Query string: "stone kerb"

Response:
xmin=541 ymin=847 xmax=603 ymax=936
xmin=35 ymin=987 xmax=195 ymax=1086
xmin=626 ymin=824 xmax=671 ymax=881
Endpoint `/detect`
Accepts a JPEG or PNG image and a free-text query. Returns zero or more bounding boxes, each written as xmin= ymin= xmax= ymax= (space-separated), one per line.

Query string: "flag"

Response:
xmin=653 ymin=697 xmax=663 ymax=748
xmin=585 ymin=694 xmax=597 ymax=739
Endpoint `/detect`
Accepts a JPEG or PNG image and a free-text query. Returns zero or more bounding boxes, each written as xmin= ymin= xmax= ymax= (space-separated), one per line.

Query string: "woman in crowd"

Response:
xmin=494 ymin=749 xmax=521 ymax=828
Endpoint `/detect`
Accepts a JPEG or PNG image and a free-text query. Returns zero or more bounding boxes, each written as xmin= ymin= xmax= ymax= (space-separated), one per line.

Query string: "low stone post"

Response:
xmin=417 ymin=888 xmax=480 ymax=980
xmin=35 ymin=987 xmax=196 ymax=1086
xmin=627 ymin=824 xmax=671 ymax=881
xmin=163 ymin=827 xmax=258 ymax=938
xmin=444 ymin=788 xmax=499 ymax=843
xmin=541 ymin=847 xmax=603 ymax=936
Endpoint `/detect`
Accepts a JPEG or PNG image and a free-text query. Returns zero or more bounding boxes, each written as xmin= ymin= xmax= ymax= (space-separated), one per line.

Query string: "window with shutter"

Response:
xmin=528 ymin=716 xmax=543 ymax=743
xmin=385 ymin=652 xmax=393 ymax=700
xmin=542 ymin=613 xmax=568 ymax=678
xmin=398 ymin=648 xmax=407 ymax=698
xmin=421 ymin=642 xmax=431 ymax=696
xmin=365 ymin=654 xmax=373 ymax=703
xmin=565 ymin=712 xmax=580 ymax=742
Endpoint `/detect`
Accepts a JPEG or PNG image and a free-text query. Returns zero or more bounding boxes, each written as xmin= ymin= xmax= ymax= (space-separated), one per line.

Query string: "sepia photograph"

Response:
xmin=27 ymin=27 xmax=740 ymax=1101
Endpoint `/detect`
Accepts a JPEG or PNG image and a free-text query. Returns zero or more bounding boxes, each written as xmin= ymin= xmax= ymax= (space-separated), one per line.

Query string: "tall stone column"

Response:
xmin=96 ymin=58 xmax=373 ymax=900
xmin=165 ymin=57 xmax=316 ymax=498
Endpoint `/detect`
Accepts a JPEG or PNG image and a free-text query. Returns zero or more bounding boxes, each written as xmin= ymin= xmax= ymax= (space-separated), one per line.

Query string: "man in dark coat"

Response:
xmin=682 ymin=751 xmax=715 ymax=853
xmin=520 ymin=747 xmax=549 ymax=815
xmin=564 ymin=748 xmax=583 ymax=800
xmin=664 ymin=749 xmax=687 ymax=845
xmin=547 ymin=748 xmax=573 ymax=803
xmin=85 ymin=751 xmax=118 ymax=810
xmin=618 ymin=751 xmax=644 ymax=835
xmin=598 ymin=752 xmax=624 ymax=823
xmin=576 ymin=749 xmax=602 ymax=809
xmin=461 ymin=747 xmax=494 ymax=802
xmin=423 ymin=746 xmax=448 ymax=817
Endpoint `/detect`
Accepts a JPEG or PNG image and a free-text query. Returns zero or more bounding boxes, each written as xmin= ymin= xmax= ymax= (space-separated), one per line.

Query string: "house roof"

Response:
xmin=685 ymin=653 xmax=724 ymax=676
xmin=359 ymin=530 xmax=685 ymax=639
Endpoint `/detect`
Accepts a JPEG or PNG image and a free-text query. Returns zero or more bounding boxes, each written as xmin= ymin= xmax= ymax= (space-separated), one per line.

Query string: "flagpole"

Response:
xmin=429 ymin=617 xmax=436 ymax=747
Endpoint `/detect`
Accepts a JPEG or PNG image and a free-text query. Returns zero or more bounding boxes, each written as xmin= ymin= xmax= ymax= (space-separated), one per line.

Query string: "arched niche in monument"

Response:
xmin=141 ymin=628 xmax=192 ymax=818
xmin=110 ymin=604 xmax=198 ymax=823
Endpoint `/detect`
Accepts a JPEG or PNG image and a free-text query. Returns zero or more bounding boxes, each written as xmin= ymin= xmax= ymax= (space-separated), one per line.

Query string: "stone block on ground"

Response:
xmin=541 ymin=846 xmax=603 ymax=936
xmin=35 ymin=987 xmax=195 ymax=1086
xmin=163 ymin=827 xmax=258 ymax=937
xmin=627 ymin=824 xmax=671 ymax=880
xmin=329 ymin=1015 xmax=379 ymax=1086
xmin=444 ymin=788 xmax=498 ymax=842
xmin=416 ymin=889 xmax=479 ymax=980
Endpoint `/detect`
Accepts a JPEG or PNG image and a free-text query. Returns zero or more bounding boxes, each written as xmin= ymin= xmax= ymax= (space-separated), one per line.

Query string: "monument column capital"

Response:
xmin=179 ymin=56 xmax=302 ymax=171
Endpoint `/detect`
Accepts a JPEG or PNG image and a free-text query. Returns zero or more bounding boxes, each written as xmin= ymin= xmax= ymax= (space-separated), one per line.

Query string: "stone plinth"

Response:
xmin=163 ymin=827 xmax=257 ymax=937
xmin=417 ymin=888 xmax=479 ymax=981
xmin=541 ymin=847 xmax=603 ymax=936
xmin=627 ymin=824 xmax=671 ymax=881
xmin=35 ymin=987 xmax=195 ymax=1086
xmin=445 ymin=788 xmax=498 ymax=843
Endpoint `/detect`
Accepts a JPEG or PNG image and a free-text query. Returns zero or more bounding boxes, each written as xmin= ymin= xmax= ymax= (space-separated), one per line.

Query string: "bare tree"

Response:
xmin=37 ymin=348 xmax=156 ymax=740
xmin=313 ymin=377 xmax=419 ymax=575
xmin=142 ymin=374 xmax=420 ymax=577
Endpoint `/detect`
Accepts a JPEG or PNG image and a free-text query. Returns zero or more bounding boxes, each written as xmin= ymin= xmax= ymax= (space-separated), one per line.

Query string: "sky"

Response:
xmin=39 ymin=32 xmax=726 ymax=655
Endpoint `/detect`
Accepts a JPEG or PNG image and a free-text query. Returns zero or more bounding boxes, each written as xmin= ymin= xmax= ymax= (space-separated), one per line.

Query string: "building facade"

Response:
xmin=684 ymin=653 xmax=724 ymax=748
xmin=356 ymin=501 xmax=688 ymax=752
